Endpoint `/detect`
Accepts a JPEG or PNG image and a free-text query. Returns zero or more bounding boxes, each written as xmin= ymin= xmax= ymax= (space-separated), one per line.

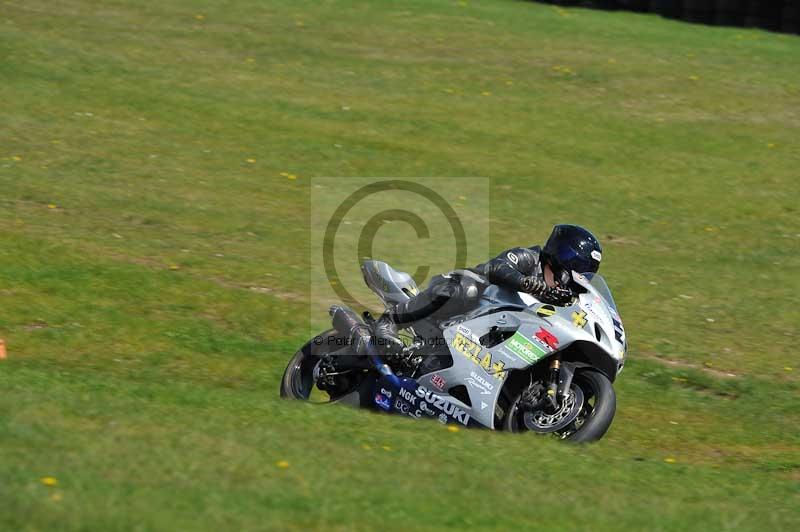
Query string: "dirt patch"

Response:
xmin=204 ymin=275 xmax=305 ymax=302
xmin=605 ymin=234 xmax=640 ymax=246
xmin=638 ymin=351 xmax=739 ymax=379
xmin=22 ymin=320 xmax=51 ymax=331
xmin=102 ymin=251 xmax=306 ymax=302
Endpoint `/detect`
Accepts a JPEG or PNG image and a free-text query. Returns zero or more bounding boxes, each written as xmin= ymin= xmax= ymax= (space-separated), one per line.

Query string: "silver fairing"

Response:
xmin=377 ymin=266 xmax=625 ymax=430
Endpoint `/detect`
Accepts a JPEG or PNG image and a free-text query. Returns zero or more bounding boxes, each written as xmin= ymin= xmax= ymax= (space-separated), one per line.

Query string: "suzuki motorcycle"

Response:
xmin=281 ymin=260 xmax=627 ymax=442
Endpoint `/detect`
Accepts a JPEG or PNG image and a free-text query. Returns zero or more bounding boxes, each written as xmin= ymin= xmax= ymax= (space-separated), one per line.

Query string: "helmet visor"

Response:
xmin=554 ymin=242 xmax=600 ymax=275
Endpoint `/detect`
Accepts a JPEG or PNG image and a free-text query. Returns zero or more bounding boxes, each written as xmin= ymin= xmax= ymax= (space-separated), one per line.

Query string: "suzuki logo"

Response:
xmin=535 ymin=328 xmax=559 ymax=350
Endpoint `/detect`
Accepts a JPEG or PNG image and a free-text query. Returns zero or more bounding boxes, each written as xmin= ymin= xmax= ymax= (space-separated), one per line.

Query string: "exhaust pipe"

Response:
xmin=329 ymin=305 xmax=398 ymax=380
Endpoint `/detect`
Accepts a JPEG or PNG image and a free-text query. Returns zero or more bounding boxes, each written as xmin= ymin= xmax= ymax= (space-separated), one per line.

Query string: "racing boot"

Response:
xmin=371 ymin=310 xmax=405 ymax=354
xmin=371 ymin=275 xmax=462 ymax=351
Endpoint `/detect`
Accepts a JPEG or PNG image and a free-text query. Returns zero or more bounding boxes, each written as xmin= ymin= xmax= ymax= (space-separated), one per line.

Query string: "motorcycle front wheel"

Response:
xmin=504 ymin=370 xmax=616 ymax=443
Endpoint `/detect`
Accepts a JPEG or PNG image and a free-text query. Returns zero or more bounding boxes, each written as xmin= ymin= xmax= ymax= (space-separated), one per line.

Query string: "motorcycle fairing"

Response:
xmin=422 ymin=310 xmax=573 ymax=429
xmin=361 ymin=263 xmax=626 ymax=430
xmin=416 ymin=278 xmax=625 ymax=429
xmin=372 ymin=375 xmax=477 ymax=427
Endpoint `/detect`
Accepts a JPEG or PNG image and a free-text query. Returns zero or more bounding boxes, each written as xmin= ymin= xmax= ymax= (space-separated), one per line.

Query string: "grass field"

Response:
xmin=1 ymin=0 xmax=799 ymax=530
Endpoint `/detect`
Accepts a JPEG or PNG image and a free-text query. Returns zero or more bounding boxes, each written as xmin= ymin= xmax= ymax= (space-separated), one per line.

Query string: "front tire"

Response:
xmin=562 ymin=370 xmax=616 ymax=443
xmin=504 ymin=370 xmax=616 ymax=443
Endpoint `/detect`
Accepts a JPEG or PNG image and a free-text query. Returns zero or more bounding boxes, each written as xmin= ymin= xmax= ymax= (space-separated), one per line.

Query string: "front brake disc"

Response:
xmin=522 ymin=386 xmax=585 ymax=433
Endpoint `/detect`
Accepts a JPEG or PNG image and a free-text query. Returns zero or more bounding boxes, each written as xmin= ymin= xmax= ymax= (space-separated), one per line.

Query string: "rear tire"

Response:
xmin=280 ymin=329 xmax=365 ymax=402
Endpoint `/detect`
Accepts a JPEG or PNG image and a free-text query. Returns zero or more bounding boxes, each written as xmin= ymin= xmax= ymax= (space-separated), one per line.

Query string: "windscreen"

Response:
xmin=582 ymin=273 xmax=618 ymax=313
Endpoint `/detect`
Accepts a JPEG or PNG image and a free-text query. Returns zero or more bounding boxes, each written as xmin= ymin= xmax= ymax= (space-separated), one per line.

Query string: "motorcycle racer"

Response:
xmin=372 ymin=224 xmax=603 ymax=348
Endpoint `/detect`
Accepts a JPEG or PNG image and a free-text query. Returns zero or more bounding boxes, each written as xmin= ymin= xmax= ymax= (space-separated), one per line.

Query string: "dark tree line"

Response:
xmin=532 ymin=1 xmax=800 ymax=34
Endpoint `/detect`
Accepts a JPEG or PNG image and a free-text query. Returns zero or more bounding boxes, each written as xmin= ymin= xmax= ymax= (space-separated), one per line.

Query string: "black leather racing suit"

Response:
xmin=473 ymin=246 xmax=546 ymax=294
xmin=388 ymin=246 xmax=554 ymax=327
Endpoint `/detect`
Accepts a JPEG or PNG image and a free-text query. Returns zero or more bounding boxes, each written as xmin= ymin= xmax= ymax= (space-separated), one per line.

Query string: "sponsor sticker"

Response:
xmin=452 ymin=332 xmax=506 ymax=380
xmin=536 ymin=304 xmax=557 ymax=317
xmin=505 ymin=332 xmax=547 ymax=365
xmin=374 ymin=393 xmax=391 ymax=411
xmin=398 ymin=387 xmax=417 ymax=405
xmin=395 ymin=398 xmax=428 ymax=419
xmin=612 ymin=317 xmax=625 ymax=343
xmin=394 ymin=399 xmax=410 ymax=414
xmin=534 ymin=327 xmax=559 ymax=350
xmin=431 ymin=374 xmax=446 ymax=391
xmin=591 ymin=250 xmax=602 ymax=262
xmin=572 ymin=310 xmax=588 ymax=328
xmin=457 ymin=324 xmax=481 ymax=344
xmin=453 ymin=332 xmax=481 ymax=359
xmin=416 ymin=386 xmax=472 ymax=426
xmin=466 ymin=370 xmax=494 ymax=395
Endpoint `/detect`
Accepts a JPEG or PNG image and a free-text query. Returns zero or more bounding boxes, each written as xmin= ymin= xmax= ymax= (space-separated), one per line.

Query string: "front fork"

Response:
xmin=546 ymin=357 xmax=577 ymax=409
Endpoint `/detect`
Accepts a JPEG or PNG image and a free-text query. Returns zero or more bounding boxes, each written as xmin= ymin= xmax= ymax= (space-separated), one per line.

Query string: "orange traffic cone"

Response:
xmin=0 ymin=339 xmax=6 ymax=360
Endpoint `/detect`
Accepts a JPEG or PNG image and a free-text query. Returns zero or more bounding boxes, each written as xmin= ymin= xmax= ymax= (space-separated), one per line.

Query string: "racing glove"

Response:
xmin=541 ymin=286 xmax=574 ymax=306
xmin=520 ymin=275 xmax=547 ymax=295
xmin=521 ymin=276 xmax=574 ymax=306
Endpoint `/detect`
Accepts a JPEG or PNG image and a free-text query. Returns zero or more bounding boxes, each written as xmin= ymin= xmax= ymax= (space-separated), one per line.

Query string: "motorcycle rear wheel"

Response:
xmin=280 ymin=329 xmax=367 ymax=403
xmin=504 ymin=370 xmax=616 ymax=443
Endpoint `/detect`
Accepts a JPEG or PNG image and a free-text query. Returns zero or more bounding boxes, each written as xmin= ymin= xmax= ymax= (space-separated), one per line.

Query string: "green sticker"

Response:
xmin=505 ymin=332 xmax=547 ymax=364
